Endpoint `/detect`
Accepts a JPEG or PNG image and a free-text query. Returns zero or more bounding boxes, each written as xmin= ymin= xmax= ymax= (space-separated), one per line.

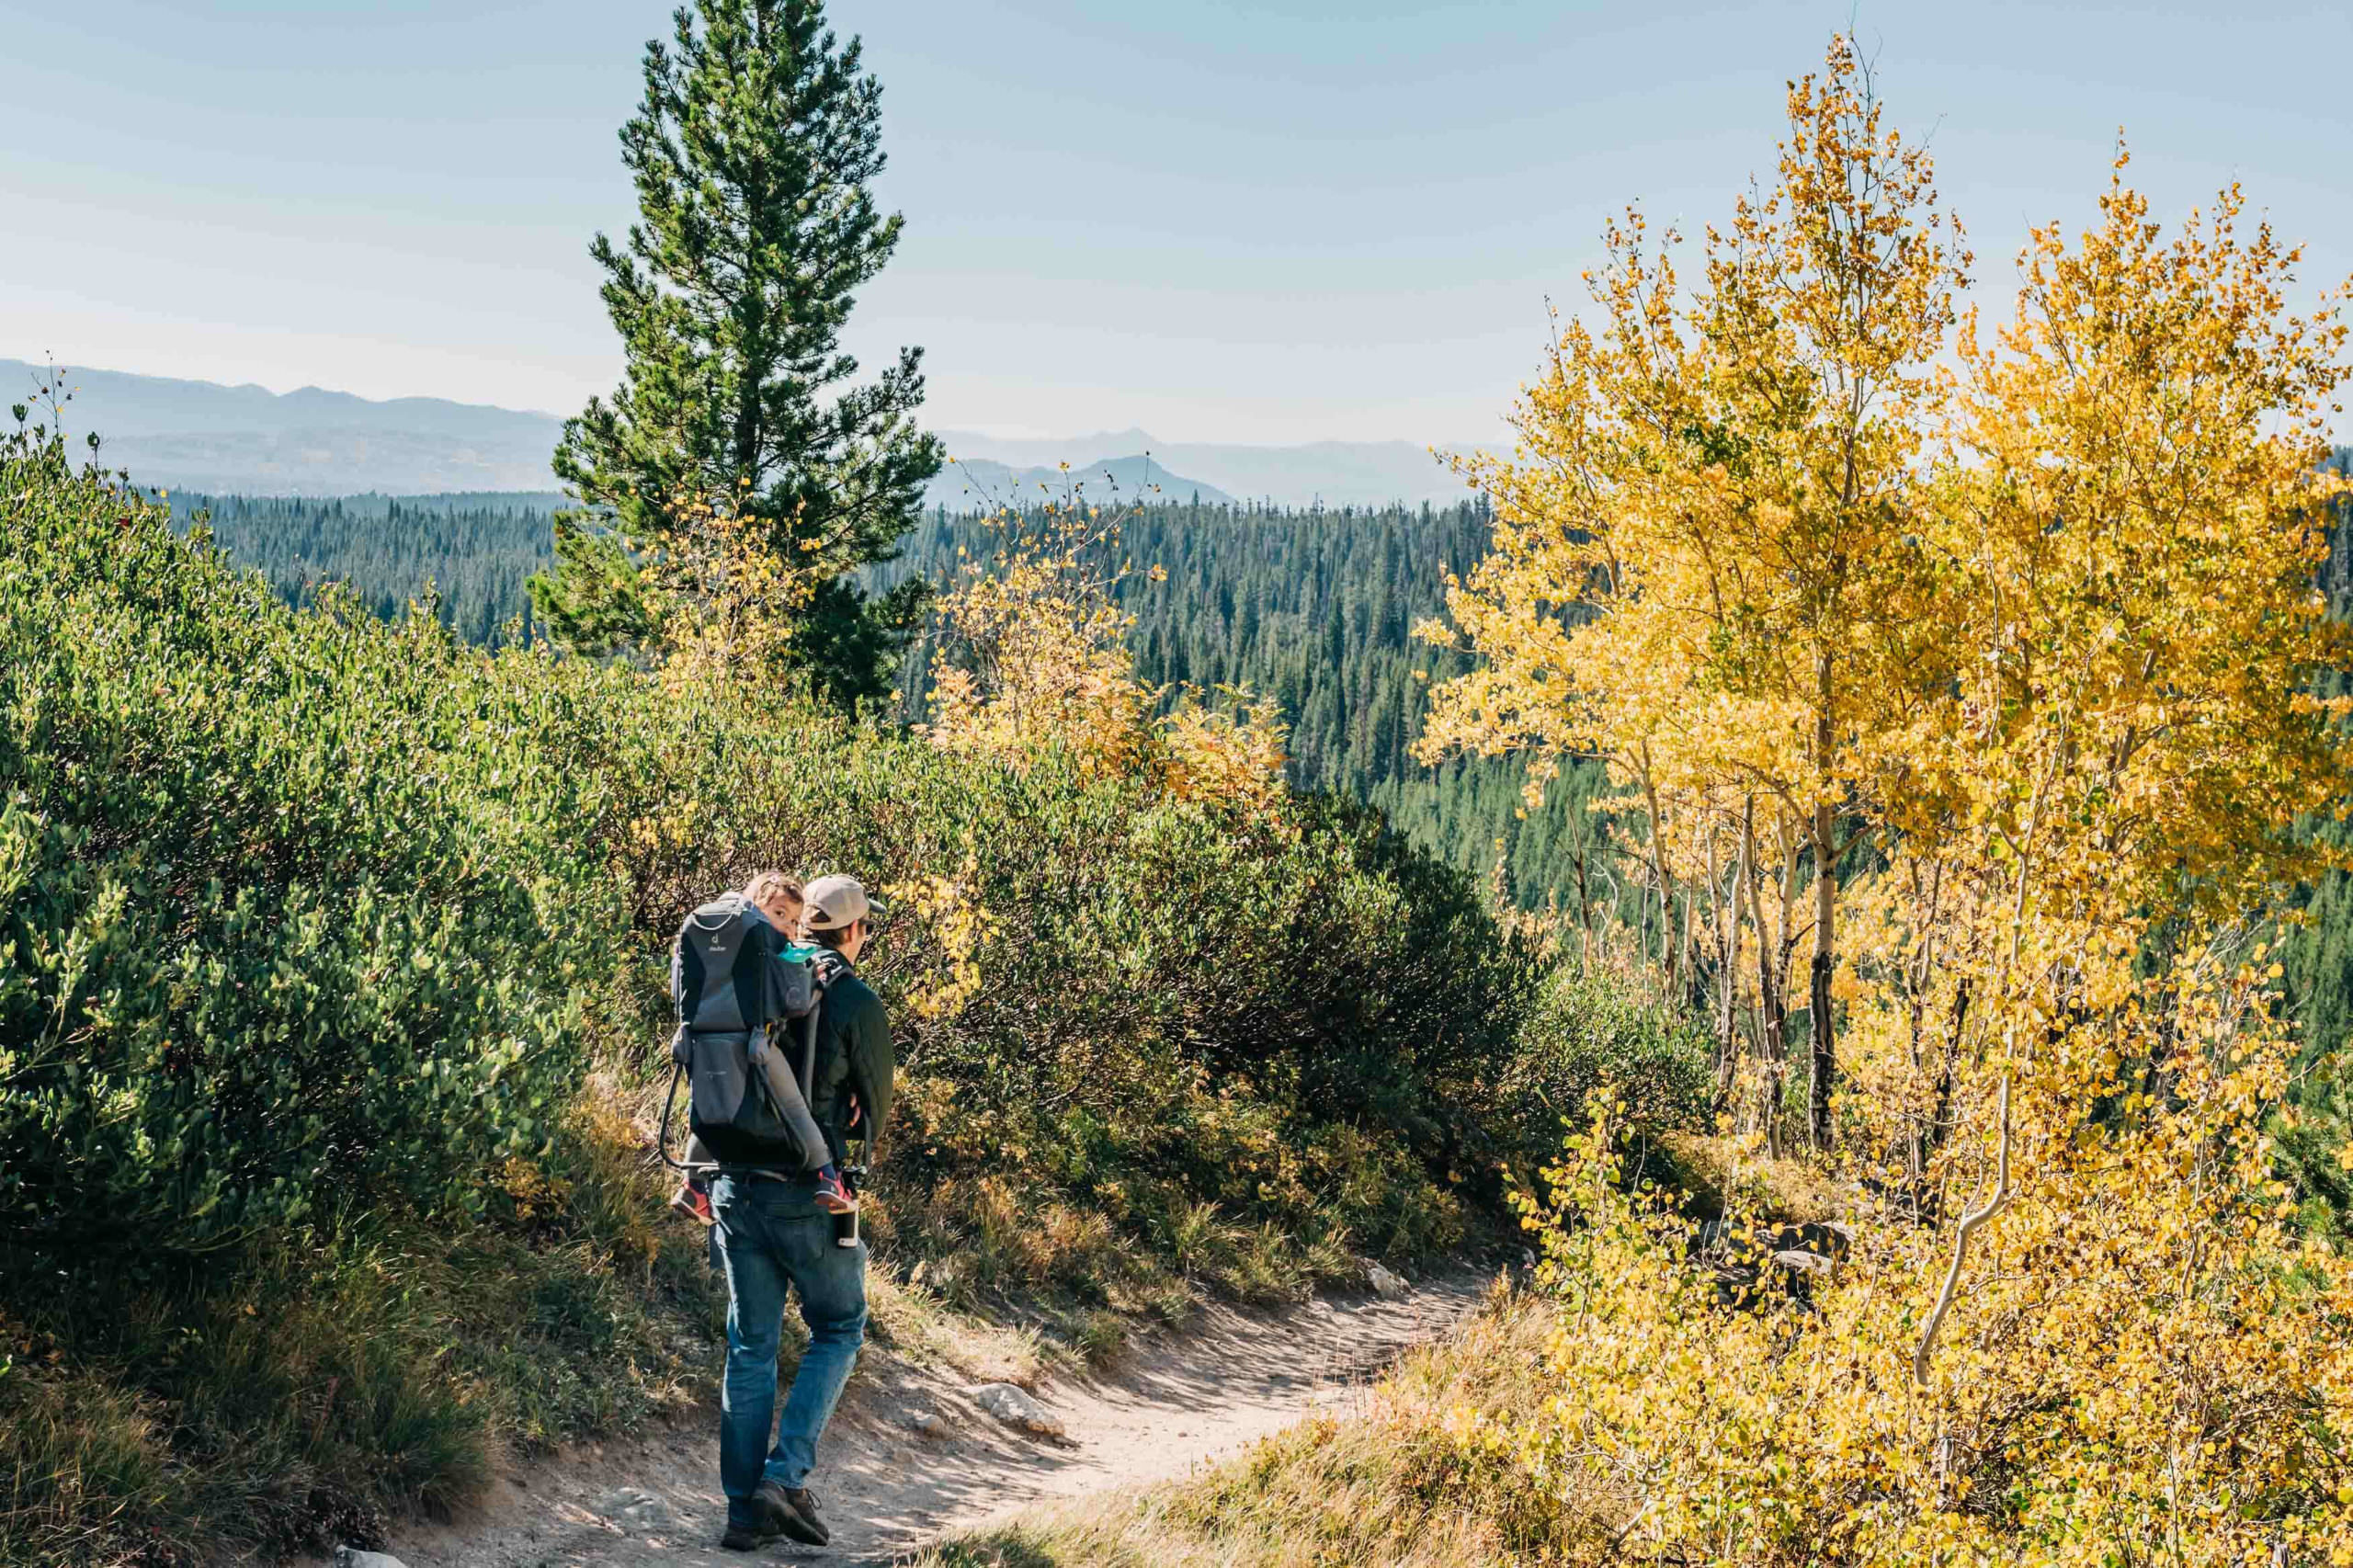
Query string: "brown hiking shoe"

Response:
xmin=718 ymin=1514 xmax=779 ymax=1551
xmin=755 ymin=1481 xmax=829 ymax=1546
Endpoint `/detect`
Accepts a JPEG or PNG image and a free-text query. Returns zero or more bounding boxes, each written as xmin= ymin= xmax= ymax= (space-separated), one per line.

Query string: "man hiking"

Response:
xmin=670 ymin=873 xmax=856 ymax=1229
xmin=711 ymin=873 xmax=894 ymax=1551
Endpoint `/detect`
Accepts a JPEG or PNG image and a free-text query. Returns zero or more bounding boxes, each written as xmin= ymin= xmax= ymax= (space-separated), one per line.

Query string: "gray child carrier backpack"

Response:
xmin=660 ymin=891 xmax=832 ymax=1173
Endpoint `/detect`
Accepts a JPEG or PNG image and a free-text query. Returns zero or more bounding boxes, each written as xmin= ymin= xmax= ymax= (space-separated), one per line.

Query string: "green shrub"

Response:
xmin=1483 ymin=964 xmax=1711 ymax=1190
xmin=0 ymin=439 xmax=591 ymax=1256
xmin=4 ymin=428 xmax=1536 ymax=1287
xmin=551 ymin=691 xmax=1537 ymax=1283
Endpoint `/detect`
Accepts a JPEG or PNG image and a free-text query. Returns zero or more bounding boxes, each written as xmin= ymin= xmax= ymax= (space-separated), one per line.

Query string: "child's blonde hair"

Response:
xmin=743 ymin=870 xmax=802 ymax=908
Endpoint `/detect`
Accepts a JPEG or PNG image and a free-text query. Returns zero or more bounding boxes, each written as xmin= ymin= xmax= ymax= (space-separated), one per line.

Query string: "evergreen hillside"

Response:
xmin=165 ymin=490 xmax=1615 ymax=911
xmin=169 ymin=491 xmax=564 ymax=646
xmin=884 ymin=499 xmax=1615 ymax=913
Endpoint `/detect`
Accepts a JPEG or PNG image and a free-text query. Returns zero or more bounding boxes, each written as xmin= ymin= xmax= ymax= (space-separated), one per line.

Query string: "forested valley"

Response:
xmin=167 ymin=491 xmax=564 ymax=647
xmin=168 ymin=488 xmax=1618 ymax=907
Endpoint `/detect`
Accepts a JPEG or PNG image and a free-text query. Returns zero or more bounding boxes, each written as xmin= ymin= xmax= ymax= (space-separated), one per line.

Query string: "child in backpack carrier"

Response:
xmin=669 ymin=871 xmax=858 ymax=1228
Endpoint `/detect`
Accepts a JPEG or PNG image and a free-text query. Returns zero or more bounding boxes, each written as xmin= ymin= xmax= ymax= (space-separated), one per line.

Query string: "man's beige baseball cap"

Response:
xmin=803 ymin=873 xmax=880 ymax=931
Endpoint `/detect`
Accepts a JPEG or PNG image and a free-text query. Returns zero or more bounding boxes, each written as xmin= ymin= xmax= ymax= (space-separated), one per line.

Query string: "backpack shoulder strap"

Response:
xmin=797 ymin=977 xmax=824 ymax=1096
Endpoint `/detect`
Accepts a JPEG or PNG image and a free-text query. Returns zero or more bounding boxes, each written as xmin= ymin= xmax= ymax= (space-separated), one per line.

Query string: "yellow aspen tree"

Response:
xmin=923 ymin=500 xmax=1159 ymax=781
xmin=924 ymin=497 xmax=1290 ymax=819
xmin=1912 ymin=152 xmax=2353 ymax=1380
xmin=1419 ymin=35 xmax=1965 ymax=1150
xmin=1452 ymin=57 xmax=2353 ymax=1563
xmin=645 ymin=488 xmax=825 ymax=693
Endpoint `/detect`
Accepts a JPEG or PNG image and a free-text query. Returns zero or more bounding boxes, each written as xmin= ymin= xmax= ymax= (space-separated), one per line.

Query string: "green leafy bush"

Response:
xmin=518 ymin=672 xmax=1540 ymax=1285
xmin=0 ymin=438 xmax=591 ymax=1256
xmin=1482 ymin=965 xmax=1711 ymax=1191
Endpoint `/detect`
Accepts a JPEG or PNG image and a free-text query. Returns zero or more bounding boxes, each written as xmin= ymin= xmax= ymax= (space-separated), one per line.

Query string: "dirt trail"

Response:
xmin=387 ymin=1267 xmax=1490 ymax=1568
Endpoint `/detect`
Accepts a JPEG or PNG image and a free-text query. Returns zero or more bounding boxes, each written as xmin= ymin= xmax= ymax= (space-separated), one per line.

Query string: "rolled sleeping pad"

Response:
xmin=748 ymin=1028 xmax=833 ymax=1173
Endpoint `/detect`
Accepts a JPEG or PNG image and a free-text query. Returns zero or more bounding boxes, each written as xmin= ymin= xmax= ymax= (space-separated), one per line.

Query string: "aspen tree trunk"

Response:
xmin=1904 ymin=860 xmax=1944 ymax=1186
xmin=1904 ymin=974 xmax=1929 ymax=1184
xmin=1639 ymin=758 xmax=1675 ymax=989
xmin=1744 ymin=806 xmax=1790 ymax=1157
xmin=1678 ymin=888 xmax=1697 ymax=1006
xmin=1808 ymin=662 xmax=1838 ymax=1153
xmin=1574 ymin=843 xmax=1592 ymax=970
xmin=1927 ymin=978 xmax=1970 ymax=1164
xmin=1714 ymin=801 xmax=1751 ymax=1110
xmin=1807 ymin=800 xmax=1836 ymax=1151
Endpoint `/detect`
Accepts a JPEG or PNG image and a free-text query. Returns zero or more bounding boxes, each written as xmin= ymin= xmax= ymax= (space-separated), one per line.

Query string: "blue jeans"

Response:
xmin=710 ymin=1174 xmax=867 ymax=1528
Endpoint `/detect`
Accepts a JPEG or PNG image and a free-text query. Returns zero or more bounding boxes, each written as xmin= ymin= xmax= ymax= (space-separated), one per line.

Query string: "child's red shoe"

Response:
xmin=813 ymin=1167 xmax=858 ymax=1215
xmin=669 ymin=1180 xmax=715 ymax=1227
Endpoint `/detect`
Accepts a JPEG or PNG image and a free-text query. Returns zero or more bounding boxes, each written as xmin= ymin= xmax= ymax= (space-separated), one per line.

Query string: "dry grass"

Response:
xmin=910 ymin=1283 xmax=1619 ymax=1568
xmin=864 ymin=1269 xmax=1049 ymax=1386
xmin=1660 ymin=1129 xmax=1854 ymax=1224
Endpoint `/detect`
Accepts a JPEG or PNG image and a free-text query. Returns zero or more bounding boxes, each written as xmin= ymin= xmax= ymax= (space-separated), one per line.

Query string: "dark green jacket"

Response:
xmin=807 ymin=949 xmax=892 ymax=1163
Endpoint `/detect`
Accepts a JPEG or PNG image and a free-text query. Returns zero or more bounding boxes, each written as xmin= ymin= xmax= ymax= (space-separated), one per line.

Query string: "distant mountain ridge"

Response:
xmin=4 ymin=359 xmax=1473 ymax=506
xmin=936 ymin=453 xmax=1236 ymax=510
xmin=938 ymin=428 xmax=1478 ymax=508
xmin=3 ymin=358 xmax=566 ymax=494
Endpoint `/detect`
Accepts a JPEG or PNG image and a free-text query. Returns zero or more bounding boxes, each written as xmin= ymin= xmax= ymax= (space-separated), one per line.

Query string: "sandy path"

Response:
xmin=386 ymin=1268 xmax=1489 ymax=1568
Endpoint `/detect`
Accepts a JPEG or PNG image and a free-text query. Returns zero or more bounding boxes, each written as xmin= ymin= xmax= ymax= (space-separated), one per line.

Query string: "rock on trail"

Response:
xmin=966 ymin=1381 xmax=1068 ymax=1440
xmin=382 ymin=1266 xmax=1487 ymax=1567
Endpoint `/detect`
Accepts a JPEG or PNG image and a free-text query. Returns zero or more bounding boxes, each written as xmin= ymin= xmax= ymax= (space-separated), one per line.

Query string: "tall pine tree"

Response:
xmin=531 ymin=0 xmax=942 ymax=707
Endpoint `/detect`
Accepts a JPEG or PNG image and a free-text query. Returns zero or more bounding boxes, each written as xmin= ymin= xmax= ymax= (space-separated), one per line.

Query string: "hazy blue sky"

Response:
xmin=4 ymin=1 xmax=2347 ymax=443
